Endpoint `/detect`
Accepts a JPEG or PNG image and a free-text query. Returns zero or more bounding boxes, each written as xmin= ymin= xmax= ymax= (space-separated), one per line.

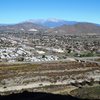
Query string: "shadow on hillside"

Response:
xmin=0 ymin=91 xmax=85 ymax=100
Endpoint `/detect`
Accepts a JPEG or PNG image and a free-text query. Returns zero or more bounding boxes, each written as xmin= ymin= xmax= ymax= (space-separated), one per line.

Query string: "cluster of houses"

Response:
xmin=0 ymin=46 xmax=59 ymax=62
xmin=0 ymin=34 xmax=100 ymax=62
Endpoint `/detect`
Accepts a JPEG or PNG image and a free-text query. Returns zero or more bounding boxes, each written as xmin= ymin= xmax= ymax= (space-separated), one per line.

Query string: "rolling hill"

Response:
xmin=0 ymin=22 xmax=46 ymax=33
xmin=47 ymin=22 xmax=100 ymax=35
xmin=0 ymin=19 xmax=100 ymax=35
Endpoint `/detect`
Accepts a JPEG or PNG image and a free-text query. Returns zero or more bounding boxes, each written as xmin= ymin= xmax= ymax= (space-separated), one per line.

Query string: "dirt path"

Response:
xmin=53 ymin=86 xmax=77 ymax=94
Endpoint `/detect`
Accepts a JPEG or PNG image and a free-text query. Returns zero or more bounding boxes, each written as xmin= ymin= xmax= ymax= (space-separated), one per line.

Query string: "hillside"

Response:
xmin=47 ymin=22 xmax=100 ymax=35
xmin=0 ymin=22 xmax=46 ymax=33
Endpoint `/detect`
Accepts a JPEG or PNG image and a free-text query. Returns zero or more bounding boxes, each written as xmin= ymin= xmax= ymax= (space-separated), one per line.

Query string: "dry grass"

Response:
xmin=0 ymin=61 xmax=99 ymax=84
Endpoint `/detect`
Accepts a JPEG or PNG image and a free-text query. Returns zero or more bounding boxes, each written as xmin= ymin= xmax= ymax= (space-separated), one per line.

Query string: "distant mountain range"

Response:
xmin=0 ymin=19 xmax=100 ymax=35
xmin=26 ymin=18 xmax=77 ymax=28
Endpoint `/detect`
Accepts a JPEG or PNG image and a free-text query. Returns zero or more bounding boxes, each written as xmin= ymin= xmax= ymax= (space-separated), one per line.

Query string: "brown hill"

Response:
xmin=47 ymin=22 xmax=100 ymax=35
xmin=0 ymin=22 xmax=46 ymax=33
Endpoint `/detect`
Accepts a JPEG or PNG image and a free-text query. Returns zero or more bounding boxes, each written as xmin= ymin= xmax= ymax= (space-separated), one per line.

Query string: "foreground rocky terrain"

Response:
xmin=0 ymin=60 xmax=100 ymax=97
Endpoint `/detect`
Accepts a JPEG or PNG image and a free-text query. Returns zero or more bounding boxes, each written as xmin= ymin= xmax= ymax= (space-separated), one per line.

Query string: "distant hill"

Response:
xmin=0 ymin=22 xmax=46 ymax=33
xmin=47 ymin=22 xmax=100 ymax=35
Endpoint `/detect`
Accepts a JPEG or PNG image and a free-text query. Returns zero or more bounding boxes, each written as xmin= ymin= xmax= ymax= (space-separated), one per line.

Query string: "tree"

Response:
xmin=42 ymin=55 xmax=45 ymax=58
xmin=17 ymin=57 xmax=24 ymax=61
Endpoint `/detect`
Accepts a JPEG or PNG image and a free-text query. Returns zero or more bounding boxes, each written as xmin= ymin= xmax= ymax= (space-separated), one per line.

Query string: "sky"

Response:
xmin=0 ymin=0 xmax=100 ymax=24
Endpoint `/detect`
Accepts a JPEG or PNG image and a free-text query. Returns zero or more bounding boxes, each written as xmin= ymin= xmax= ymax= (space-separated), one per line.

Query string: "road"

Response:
xmin=73 ymin=57 xmax=100 ymax=65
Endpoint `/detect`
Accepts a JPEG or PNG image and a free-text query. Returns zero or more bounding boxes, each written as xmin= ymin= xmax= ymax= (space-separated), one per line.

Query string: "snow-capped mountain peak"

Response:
xmin=46 ymin=18 xmax=63 ymax=22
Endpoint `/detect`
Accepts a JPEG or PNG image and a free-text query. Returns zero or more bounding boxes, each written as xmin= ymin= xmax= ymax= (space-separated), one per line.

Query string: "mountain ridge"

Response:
xmin=26 ymin=18 xmax=77 ymax=27
xmin=0 ymin=19 xmax=100 ymax=35
xmin=47 ymin=22 xmax=100 ymax=35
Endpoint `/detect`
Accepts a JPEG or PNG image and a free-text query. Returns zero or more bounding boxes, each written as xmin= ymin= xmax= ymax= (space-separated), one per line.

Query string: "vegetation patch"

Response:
xmin=71 ymin=86 xmax=100 ymax=99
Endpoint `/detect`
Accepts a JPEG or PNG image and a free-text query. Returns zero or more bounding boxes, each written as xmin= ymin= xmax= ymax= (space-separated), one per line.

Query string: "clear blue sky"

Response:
xmin=0 ymin=0 xmax=100 ymax=24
